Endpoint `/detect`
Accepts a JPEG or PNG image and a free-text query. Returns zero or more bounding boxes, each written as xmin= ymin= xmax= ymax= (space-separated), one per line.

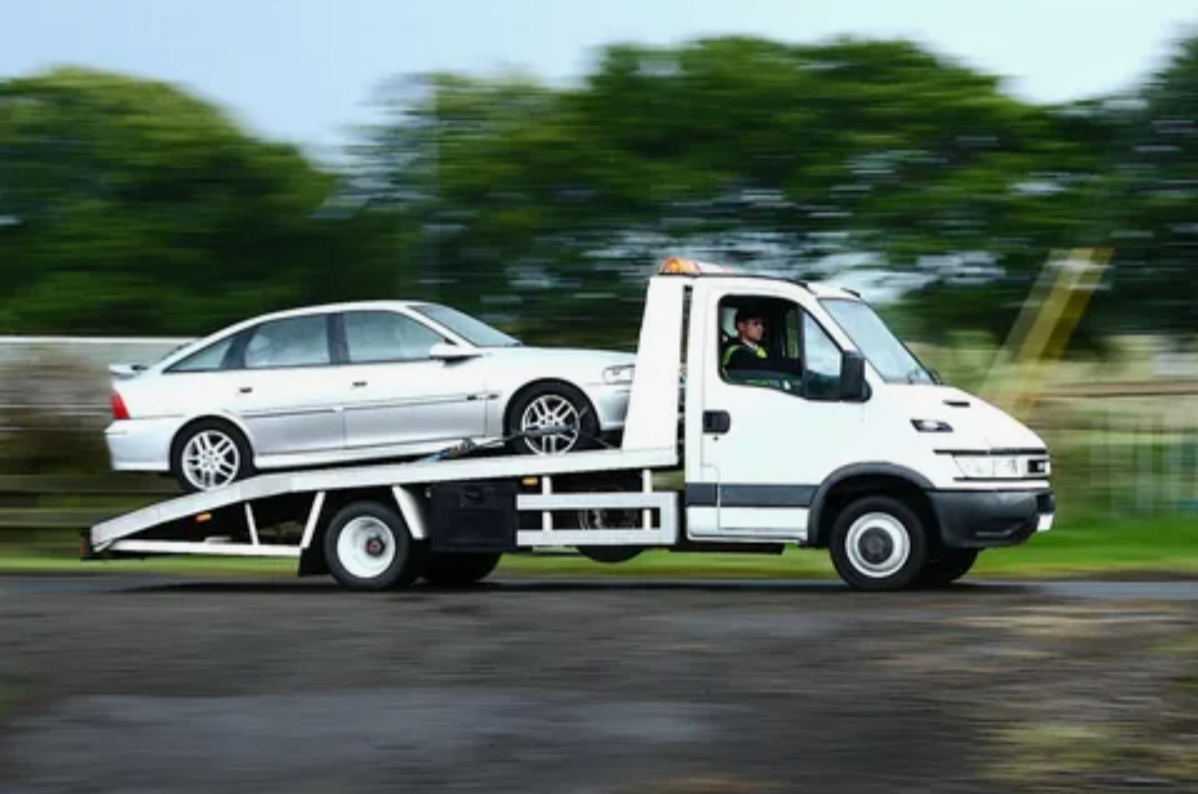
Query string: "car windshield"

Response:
xmin=410 ymin=304 xmax=522 ymax=348
xmin=820 ymin=298 xmax=935 ymax=385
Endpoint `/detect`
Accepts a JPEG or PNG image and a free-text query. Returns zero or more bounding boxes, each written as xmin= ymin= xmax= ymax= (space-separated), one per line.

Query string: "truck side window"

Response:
xmin=803 ymin=313 xmax=842 ymax=401
xmin=718 ymin=295 xmax=803 ymax=395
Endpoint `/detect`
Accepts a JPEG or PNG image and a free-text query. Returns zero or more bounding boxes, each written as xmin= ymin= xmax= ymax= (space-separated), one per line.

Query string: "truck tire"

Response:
xmin=422 ymin=552 xmax=502 ymax=587
xmin=323 ymin=501 xmax=426 ymax=591
xmin=916 ymin=548 xmax=979 ymax=588
xmin=829 ymin=495 xmax=929 ymax=592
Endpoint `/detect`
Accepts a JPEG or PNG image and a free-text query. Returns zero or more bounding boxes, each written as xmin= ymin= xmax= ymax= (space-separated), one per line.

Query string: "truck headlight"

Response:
xmin=603 ymin=364 xmax=635 ymax=385
xmin=953 ymin=455 xmax=1022 ymax=479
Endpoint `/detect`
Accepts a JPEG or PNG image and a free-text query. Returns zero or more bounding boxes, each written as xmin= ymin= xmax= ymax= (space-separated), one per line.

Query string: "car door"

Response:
xmin=695 ymin=291 xmax=866 ymax=541
xmin=226 ymin=313 xmax=344 ymax=456
xmin=337 ymin=309 xmax=488 ymax=450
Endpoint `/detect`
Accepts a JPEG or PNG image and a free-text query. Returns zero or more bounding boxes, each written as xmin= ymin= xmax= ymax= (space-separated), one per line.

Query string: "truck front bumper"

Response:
xmin=929 ymin=489 xmax=1054 ymax=549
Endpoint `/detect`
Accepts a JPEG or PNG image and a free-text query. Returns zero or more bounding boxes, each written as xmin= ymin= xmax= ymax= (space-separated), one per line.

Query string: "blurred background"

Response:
xmin=1 ymin=0 xmax=1197 ymax=547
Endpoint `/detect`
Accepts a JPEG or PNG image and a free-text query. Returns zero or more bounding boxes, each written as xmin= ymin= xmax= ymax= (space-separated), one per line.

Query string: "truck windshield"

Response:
xmin=820 ymin=299 xmax=935 ymax=384
xmin=410 ymin=304 xmax=522 ymax=348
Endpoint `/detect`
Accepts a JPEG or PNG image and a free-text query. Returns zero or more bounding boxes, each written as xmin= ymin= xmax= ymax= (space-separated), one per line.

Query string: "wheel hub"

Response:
xmin=860 ymin=529 xmax=894 ymax=564
xmin=365 ymin=537 xmax=385 ymax=557
xmin=844 ymin=512 xmax=911 ymax=579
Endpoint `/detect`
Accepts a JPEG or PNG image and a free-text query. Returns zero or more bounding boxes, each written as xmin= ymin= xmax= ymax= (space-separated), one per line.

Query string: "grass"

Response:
xmin=0 ymin=514 xmax=1195 ymax=580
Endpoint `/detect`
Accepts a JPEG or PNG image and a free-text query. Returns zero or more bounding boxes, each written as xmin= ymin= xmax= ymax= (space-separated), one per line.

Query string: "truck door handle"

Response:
xmin=238 ymin=386 xmax=253 ymax=394
xmin=352 ymin=381 xmax=367 ymax=388
xmin=703 ymin=410 xmax=731 ymax=434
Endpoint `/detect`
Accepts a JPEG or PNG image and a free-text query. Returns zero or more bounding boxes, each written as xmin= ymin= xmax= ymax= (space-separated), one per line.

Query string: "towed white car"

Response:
xmin=106 ymin=301 xmax=636 ymax=492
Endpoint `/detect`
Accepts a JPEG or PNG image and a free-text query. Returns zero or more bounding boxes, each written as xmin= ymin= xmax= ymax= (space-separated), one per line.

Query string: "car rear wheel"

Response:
xmin=171 ymin=419 xmax=255 ymax=493
xmin=507 ymin=382 xmax=599 ymax=456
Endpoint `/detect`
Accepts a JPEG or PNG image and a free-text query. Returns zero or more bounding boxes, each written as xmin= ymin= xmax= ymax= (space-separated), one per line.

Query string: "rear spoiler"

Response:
xmin=108 ymin=363 xmax=147 ymax=379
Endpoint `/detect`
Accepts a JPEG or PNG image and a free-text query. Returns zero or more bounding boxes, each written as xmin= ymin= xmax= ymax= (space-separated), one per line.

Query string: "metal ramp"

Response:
xmin=88 ymin=446 xmax=680 ymax=559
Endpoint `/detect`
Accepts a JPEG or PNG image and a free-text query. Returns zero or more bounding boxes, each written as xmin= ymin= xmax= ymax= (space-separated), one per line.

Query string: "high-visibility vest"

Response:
xmin=722 ymin=342 xmax=767 ymax=368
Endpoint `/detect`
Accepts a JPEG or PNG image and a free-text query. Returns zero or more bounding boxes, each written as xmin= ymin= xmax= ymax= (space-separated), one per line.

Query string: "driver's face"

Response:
xmin=738 ymin=317 xmax=764 ymax=343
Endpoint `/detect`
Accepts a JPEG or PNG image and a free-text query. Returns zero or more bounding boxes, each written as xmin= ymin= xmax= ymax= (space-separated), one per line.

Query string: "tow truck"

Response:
xmin=83 ymin=257 xmax=1055 ymax=591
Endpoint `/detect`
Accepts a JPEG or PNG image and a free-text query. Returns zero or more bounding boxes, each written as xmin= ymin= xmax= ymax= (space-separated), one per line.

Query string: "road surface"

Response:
xmin=2 ymin=575 xmax=1196 ymax=793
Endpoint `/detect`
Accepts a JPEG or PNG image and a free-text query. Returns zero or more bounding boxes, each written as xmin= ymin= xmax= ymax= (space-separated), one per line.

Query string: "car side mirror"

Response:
xmin=429 ymin=342 xmax=480 ymax=361
xmin=840 ymin=350 xmax=868 ymax=402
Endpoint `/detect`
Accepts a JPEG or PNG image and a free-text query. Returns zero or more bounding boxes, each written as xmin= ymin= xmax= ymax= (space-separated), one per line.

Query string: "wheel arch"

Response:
xmin=808 ymin=463 xmax=937 ymax=548
xmin=298 ymin=486 xmax=415 ymax=577
xmin=169 ymin=412 xmax=256 ymax=461
xmin=501 ymin=377 xmax=599 ymax=435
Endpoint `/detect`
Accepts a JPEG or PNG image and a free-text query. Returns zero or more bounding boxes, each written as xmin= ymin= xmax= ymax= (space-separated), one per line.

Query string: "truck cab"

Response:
xmin=625 ymin=257 xmax=1055 ymax=590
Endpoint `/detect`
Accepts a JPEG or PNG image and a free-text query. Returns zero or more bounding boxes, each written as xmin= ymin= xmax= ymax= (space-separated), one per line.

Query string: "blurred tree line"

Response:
xmin=2 ymin=32 xmax=1197 ymax=350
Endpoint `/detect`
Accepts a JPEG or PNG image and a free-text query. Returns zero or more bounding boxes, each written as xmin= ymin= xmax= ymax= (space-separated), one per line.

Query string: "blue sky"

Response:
xmin=3 ymin=0 xmax=1198 ymax=162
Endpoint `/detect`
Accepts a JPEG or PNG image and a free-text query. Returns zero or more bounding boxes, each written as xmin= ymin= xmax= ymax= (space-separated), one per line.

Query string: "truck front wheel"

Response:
xmin=829 ymin=496 xmax=929 ymax=592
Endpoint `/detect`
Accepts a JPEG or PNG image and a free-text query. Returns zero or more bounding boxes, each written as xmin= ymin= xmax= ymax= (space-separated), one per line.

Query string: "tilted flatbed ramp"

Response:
xmin=90 ymin=445 xmax=679 ymax=553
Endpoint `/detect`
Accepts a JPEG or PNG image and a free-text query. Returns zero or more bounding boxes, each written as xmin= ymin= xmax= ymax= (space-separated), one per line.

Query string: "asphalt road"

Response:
xmin=2 ymin=575 xmax=1197 ymax=793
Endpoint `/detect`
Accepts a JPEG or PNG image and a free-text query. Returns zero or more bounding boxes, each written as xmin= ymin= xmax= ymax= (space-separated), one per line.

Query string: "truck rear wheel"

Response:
xmin=422 ymin=552 xmax=502 ymax=587
xmin=829 ymin=496 xmax=929 ymax=592
xmin=323 ymin=501 xmax=426 ymax=591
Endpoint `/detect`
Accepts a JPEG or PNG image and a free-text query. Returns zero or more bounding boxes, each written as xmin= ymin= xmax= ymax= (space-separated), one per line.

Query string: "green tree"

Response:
xmin=355 ymin=37 xmax=1112 ymax=347
xmin=0 ymin=67 xmax=401 ymax=335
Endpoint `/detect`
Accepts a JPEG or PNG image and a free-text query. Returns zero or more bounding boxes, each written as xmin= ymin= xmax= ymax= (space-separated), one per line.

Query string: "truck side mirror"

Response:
xmin=840 ymin=350 xmax=868 ymax=402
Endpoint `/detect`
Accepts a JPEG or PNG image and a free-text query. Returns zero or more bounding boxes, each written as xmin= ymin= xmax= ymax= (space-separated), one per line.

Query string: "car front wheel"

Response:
xmin=507 ymin=382 xmax=599 ymax=456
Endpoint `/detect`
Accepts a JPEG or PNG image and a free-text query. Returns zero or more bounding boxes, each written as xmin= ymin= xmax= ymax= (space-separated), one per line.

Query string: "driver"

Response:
xmin=722 ymin=307 xmax=776 ymax=374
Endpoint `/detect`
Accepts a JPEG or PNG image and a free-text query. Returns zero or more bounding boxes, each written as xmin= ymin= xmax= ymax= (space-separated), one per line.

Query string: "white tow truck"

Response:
xmin=84 ymin=257 xmax=1055 ymax=591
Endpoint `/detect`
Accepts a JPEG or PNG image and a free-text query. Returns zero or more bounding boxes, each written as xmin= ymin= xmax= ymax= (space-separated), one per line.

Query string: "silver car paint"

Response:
xmin=105 ymin=301 xmax=636 ymax=476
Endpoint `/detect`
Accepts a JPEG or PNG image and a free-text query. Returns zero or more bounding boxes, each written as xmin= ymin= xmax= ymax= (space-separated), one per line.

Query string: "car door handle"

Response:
xmin=703 ymin=410 xmax=731 ymax=434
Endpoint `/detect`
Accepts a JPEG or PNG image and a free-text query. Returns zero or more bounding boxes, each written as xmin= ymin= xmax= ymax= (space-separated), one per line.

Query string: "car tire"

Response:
xmin=506 ymin=382 xmax=600 ymax=456
xmin=421 ymin=552 xmax=503 ymax=587
xmin=170 ymin=419 xmax=256 ymax=493
xmin=829 ymin=496 xmax=930 ymax=592
xmin=324 ymin=501 xmax=427 ymax=591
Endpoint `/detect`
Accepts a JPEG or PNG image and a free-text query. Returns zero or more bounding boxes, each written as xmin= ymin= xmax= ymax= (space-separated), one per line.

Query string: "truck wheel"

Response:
xmin=916 ymin=549 xmax=979 ymax=588
xmin=829 ymin=496 xmax=929 ymax=592
xmin=323 ymin=501 xmax=426 ymax=591
xmin=564 ymin=471 xmax=644 ymax=564
xmin=422 ymin=552 xmax=502 ymax=587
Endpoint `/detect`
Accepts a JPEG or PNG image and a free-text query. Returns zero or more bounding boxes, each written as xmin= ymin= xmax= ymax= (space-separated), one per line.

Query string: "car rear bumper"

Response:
xmin=929 ymin=489 xmax=1055 ymax=549
xmin=105 ymin=418 xmax=180 ymax=472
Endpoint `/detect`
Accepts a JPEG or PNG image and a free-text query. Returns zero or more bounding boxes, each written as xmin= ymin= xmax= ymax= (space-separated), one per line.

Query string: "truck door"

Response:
xmin=692 ymin=290 xmax=865 ymax=542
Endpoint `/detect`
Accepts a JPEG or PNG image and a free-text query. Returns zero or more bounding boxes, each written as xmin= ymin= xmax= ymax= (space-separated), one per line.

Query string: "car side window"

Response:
xmin=168 ymin=336 xmax=235 ymax=373
xmin=242 ymin=316 xmax=331 ymax=370
xmin=344 ymin=311 xmax=446 ymax=363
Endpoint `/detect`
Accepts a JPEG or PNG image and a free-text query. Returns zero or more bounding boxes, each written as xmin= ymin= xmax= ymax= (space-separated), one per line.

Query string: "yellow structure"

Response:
xmin=985 ymin=247 xmax=1112 ymax=417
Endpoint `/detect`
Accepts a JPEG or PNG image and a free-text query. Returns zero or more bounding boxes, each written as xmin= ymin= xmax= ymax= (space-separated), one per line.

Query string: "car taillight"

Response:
xmin=111 ymin=390 xmax=130 ymax=421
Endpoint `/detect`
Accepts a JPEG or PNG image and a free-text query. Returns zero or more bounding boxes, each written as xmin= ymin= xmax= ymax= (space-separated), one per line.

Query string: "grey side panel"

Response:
xmin=685 ymin=484 xmax=817 ymax=508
